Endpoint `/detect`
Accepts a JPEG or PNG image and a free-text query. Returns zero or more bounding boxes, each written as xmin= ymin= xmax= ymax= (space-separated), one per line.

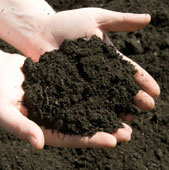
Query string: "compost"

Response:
xmin=22 ymin=36 xmax=139 ymax=136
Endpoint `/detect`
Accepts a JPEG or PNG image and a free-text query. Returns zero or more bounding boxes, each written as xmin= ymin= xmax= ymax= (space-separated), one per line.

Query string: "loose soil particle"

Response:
xmin=22 ymin=35 xmax=139 ymax=136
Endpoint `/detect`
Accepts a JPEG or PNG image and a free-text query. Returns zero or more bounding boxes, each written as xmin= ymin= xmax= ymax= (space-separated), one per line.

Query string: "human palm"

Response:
xmin=0 ymin=53 xmax=43 ymax=149
xmin=5 ymin=8 xmax=154 ymax=62
xmin=0 ymin=52 xmax=133 ymax=149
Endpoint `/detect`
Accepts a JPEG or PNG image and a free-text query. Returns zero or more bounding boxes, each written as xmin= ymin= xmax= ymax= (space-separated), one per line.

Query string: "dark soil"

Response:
xmin=0 ymin=0 xmax=169 ymax=170
xmin=22 ymin=36 xmax=139 ymax=136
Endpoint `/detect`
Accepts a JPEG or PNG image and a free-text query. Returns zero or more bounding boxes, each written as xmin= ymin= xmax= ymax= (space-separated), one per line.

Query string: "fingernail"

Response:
xmin=28 ymin=136 xmax=37 ymax=147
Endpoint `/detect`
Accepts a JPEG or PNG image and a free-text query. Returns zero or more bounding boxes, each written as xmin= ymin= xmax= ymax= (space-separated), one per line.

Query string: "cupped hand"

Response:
xmin=0 ymin=51 xmax=132 ymax=149
xmin=26 ymin=7 xmax=160 ymax=116
xmin=0 ymin=1 xmax=160 ymax=149
xmin=43 ymin=8 xmax=160 ymax=108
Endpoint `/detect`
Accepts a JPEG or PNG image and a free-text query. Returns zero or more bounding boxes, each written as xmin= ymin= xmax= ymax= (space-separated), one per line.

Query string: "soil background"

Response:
xmin=0 ymin=0 xmax=169 ymax=170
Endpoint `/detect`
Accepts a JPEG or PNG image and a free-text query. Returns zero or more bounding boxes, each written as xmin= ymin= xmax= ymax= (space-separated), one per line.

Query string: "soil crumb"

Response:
xmin=22 ymin=35 xmax=139 ymax=136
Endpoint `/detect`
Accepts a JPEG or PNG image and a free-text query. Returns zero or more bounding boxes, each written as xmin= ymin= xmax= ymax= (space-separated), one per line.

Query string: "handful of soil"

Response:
xmin=22 ymin=35 xmax=140 ymax=136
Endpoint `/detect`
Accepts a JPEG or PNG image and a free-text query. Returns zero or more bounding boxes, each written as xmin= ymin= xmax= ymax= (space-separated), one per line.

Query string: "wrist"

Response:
xmin=0 ymin=0 xmax=55 ymax=59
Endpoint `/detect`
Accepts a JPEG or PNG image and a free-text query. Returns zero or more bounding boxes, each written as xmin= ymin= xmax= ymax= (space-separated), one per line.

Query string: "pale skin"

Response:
xmin=0 ymin=0 xmax=160 ymax=150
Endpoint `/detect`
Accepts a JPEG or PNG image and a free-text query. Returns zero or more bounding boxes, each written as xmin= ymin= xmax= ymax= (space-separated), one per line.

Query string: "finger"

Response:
xmin=122 ymin=55 xmax=160 ymax=97
xmin=42 ymin=127 xmax=117 ymax=148
xmin=113 ymin=123 xmax=132 ymax=142
xmin=134 ymin=90 xmax=155 ymax=110
xmin=0 ymin=103 xmax=44 ymax=150
xmin=103 ymin=34 xmax=160 ymax=97
xmin=95 ymin=9 xmax=151 ymax=32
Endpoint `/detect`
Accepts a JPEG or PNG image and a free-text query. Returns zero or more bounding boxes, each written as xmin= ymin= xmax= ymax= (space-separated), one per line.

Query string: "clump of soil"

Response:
xmin=22 ymin=35 xmax=139 ymax=136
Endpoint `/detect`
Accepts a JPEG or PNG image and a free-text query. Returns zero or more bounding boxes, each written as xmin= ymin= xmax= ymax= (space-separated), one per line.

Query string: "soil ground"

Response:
xmin=0 ymin=0 xmax=169 ymax=170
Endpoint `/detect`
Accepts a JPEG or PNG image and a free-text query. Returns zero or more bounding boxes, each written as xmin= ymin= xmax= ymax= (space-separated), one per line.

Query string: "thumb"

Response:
xmin=94 ymin=8 xmax=151 ymax=32
xmin=0 ymin=105 xmax=44 ymax=150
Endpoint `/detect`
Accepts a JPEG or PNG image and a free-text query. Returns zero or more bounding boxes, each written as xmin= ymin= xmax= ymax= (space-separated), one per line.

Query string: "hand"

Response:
xmin=0 ymin=0 xmax=160 ymax=148
xmin=0 ymin=51 xmax=132 ymax=149
xmin=0 ymin=1 xmax=156 ymax=61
